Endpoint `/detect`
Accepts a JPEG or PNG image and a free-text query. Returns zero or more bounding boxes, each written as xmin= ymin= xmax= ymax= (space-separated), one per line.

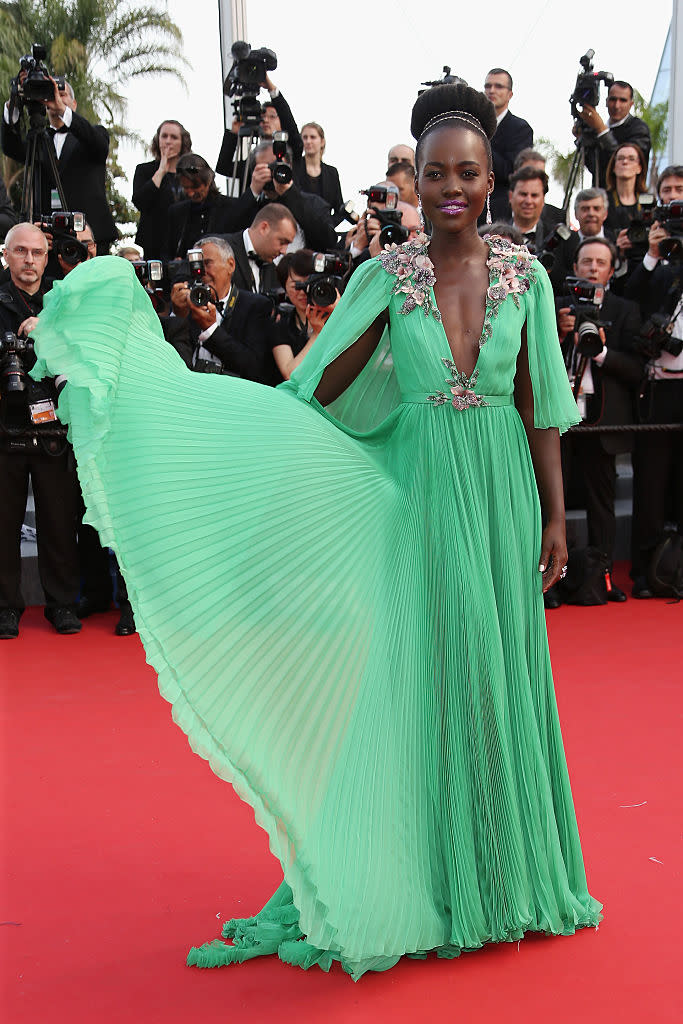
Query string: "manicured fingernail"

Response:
xmin=539 ymin=564 xmax=546 ymax=572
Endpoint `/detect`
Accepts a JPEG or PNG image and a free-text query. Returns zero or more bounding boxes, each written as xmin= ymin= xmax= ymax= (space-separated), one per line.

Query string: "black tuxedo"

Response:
xmin=161 ymin=288 xmax=278 ymax=385
xmin=489 ymin=110 xmax=533 ymax=220
xmin=511 ymin=207 xmax=562 ymax=254
xmin=163 ymin=190 xmax=259 ymax=261
xmin=547 ymin=228 xmax=618 ymax=296
xmin=0 ymin=279 xmax=79 ymax=613
xmin=132 ymin=160 xmax=184 ymax=260
xmin=623 ymin=258 xmax=683 ymax=577
xmin=2 ymin=111 xmax=116 ymax=246
xmin=595 ymin=114 xmax=651 ymax=189
xmin=269 ymin=184 xmax=339 ymax=251
xmin=221 ymin=230 xmax=271 ymax=294
xmin=559 ymin=289 xmax=643 ymax=566
xmin=0 ymin=174 xmax=17 ymax=239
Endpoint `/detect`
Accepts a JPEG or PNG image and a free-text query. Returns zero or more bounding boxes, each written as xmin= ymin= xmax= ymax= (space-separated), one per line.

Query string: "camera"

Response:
xmin=570 ymin=50 xmax=614 ymax=122
xmin=625 ymin=194 xmax=658 ymax=252
xmin=564 ymin=276 xmax=609 ymax=357
xmin=37 ymin=211 xmax=89 ymax=266
xmin=268 ymin=131 xmax=293 ymax=186
xmin=360 ymin=186 xmax=398 ymax=211
xmin=537 ymin=224 xmax=572 ymax=272
xmin=655 ymin=199 xmax=683 ymax=262
xmin=223 ymin=41 xmax=277 ymax=127
xmin=131 ymin=260 xmax=163 ymax=286
xmin=419 ymin=66 xmax=467 ymax=93
xmin=638 ymin=313 xmax=683 ymax=360
xmin=375 ymin=209 xmax=409 ymax=247
xmin=0 ymin=331 xmax=34 ymax=395
xmin=16 ymin=44 xmax=53 ymax=104
xmin=294 ymin=252 xmax=349 ymax=307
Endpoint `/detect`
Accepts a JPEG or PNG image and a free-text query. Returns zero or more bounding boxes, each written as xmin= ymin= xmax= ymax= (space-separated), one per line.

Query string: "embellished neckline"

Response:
xmin=377 ymin=232 xmax=537 ymax=375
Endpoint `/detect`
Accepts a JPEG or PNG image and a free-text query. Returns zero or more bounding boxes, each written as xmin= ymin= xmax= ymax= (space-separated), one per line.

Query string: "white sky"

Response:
xmin=117 ymin=1 xmax=672 ymax=217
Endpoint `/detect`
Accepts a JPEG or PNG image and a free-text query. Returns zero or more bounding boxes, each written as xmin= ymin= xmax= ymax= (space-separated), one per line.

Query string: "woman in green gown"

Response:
xmin=30 ymin=84 xmax=602 ymax=981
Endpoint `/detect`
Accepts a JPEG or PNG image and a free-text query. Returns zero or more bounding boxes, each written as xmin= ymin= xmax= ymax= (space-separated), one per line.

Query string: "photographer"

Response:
xmin=216 ymin=73 xmax=302 ymax=181
xmin=248 ymin=139 xmax=339 ymax=252
xmin=386 ymin=160 xmax=419 ymax=208
xmin=271 ymin=250 xmax=340 ymax=380
xmin=483 ymin=68 xmax=533 ymax=221
xmin=555 ymin=237 xmax=643 ymax=604
xmin=623 ymin=165 xmax=683 ymax=597
xmin=163 ymin=235 xmax=277 ymax=385
xmin=506 ymin=167 xmax=557 ymax=252
xmin=2 ymin=76 xmax=116 ymax=254
xmin=575 ymin=80 xmax=651 ymax=190
xmin=0 ymin=223 xmax=80 ymax=638
xmin=547 ymin=188 xmax=616 ymax=294
xmin=223 ymin=204 xmax=297 ymax=296
xmin=162 ymin=153 xmax=259 ymax=261
xmin=0 ymin=176 xmax=18 ymax=241
xmin=387 ymin=143 xmax=415 ymax=169
xmin=132 ymin=119 xmax=193 ymax=261
xmin=513 ymin=149 xmax=564 ymax=226
xmin=347 ymin=184 xmax=417 ymax=265
xmin=293 ymin=122 xmax=344 ymax=226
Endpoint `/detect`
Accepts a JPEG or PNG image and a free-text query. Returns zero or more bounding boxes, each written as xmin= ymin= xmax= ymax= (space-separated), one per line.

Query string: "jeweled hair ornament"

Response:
xmin=420 ymin=110 xmax=488 ymax=140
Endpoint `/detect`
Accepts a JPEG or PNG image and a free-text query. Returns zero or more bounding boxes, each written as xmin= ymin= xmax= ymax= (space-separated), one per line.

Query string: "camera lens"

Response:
xmin=189 ymin=283 xmax=213 ymax=308
xmin=271 ymin=162 xmax=293 ymax=186
xmin=576 ymin=320 xmax=603 ymax=358
xmin=309 ymin=278 xmax=337 ymax=307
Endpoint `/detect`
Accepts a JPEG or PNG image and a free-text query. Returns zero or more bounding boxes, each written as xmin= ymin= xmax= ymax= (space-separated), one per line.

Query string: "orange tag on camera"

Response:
xmin=29 ymin=400 xmax=57 ymax=424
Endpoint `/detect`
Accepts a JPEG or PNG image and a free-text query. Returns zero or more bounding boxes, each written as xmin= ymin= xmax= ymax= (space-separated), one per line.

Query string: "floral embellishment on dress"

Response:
xmin=480 ymin=235 xmax=536 ymax=344
xmin=377 ymin=232 xmax=442 ymax=322
xmin=427 ymin=358 xmax=489 ymax=411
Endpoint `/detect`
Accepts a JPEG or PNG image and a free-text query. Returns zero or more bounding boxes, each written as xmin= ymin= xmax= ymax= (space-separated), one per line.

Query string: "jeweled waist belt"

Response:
xmin=401 ymin=393 xmax=514 ymax=405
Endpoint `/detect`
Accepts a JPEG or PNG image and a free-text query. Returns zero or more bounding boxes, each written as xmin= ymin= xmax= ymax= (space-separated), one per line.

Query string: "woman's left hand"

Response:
xmin=538 ymin=519 xmax=568 ymax=593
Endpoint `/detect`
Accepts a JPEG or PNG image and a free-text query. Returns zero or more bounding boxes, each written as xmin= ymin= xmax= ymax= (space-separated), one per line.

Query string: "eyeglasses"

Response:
xmin=8 ymin=246 xmax=47 ymax=258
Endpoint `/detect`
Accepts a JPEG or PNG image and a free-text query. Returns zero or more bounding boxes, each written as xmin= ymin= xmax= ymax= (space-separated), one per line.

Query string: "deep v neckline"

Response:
xmin=430 ymin=237 xmax=494 ymax=380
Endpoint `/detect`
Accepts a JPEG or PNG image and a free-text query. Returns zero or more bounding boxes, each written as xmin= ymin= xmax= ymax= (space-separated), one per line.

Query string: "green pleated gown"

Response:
xmin=31 ymin=235 xmax=602 ymax=981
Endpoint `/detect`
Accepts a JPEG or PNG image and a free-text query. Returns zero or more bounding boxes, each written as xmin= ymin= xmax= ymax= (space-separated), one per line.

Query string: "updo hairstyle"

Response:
xmin=411 ymin=84 xmax=497 ymax=171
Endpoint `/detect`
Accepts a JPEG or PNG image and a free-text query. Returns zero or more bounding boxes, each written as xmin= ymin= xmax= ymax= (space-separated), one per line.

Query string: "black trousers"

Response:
xmin=631 ymin=380 xmax=683 ymax=578
xmin=0 ymin=443 xmax=80 ymax=612
xmin=562 ymin=432 xmax=618 ymax=564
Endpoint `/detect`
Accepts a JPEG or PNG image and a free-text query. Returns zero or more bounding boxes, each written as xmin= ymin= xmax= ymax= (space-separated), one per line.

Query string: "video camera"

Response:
xmin=36 ymin=210 xmax=89 ymax=266
xmin=419 ymin=66 xmax=467 ymax=93
xmin=570 ymin=50 xmax=614 ymax=122
xmin=360 ymin=186 xmax=409 ymax=247
xmin=294 ymin=252 xmax=350 ymax=307
xmin=223 ymin=40 xmax=277 ymax=128
xmin=9 ymin=43 xmax=66 ymax=110
xmin=563 ymin=277 xmax=609 ymax=358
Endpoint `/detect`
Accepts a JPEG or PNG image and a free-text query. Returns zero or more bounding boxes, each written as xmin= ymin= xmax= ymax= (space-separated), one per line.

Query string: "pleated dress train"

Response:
xmin=31 ymin=235 xmax=602 ymax=980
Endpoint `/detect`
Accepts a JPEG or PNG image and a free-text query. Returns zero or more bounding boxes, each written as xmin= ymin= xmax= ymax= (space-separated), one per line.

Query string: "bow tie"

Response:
xmin=247 ymin=250 xmax=267 ymax=269
xmin=48 ymin=125 xmax=69 ymax=135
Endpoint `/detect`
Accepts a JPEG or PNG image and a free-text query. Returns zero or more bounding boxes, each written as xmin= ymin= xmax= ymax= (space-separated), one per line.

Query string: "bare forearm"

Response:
xmin=524 ymin=425 xmax=565 ymax=524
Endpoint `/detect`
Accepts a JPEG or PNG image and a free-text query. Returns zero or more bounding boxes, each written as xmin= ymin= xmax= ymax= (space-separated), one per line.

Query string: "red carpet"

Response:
xmin=2 ymin=573 xmax=681 ymax=1024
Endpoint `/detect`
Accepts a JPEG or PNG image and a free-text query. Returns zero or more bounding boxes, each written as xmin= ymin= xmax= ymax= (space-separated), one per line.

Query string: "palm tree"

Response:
xmin=0 ymin=0 xmax=188 ymax=232
xmin=633 ymin=90 xmax=669 ymax=193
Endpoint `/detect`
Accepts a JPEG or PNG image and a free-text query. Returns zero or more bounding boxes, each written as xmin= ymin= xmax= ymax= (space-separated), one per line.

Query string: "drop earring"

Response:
xmin=486 ymin=192 xmax=492 ymax=225
xmin=417 ymin=195 xmax=425 ymax=231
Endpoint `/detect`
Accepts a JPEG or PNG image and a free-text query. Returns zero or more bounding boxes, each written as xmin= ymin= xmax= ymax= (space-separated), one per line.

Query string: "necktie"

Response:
xmin=48 ymin=125 xmax=69 ymax=135
xmin=247 ymin=249 xmax=265 ymax=269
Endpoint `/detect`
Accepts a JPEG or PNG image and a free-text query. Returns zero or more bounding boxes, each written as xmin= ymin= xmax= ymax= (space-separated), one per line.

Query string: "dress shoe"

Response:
xmin=115 ymin=604 xmax=136 ymax=636
xmin=76 ymin=595 xmax=111 ymax=618
xmin=607 ymin=584 xmax=627 ymax=603
xmin=0 ymin=608 xmax=20 ymax=639
xmin=544 ymin=587 xmax=562 ymax=610
xmin=632 ymin=577 xmax=654 ymax=599
xmin=45 ymin=606 xmax=82 ymax=635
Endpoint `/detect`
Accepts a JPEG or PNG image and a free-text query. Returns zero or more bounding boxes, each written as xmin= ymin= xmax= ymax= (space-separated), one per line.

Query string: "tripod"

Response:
xmin=19 ymin=101 xmax=68 ymax=222
xmin=561 ymin=127 xmax=600 ymax=216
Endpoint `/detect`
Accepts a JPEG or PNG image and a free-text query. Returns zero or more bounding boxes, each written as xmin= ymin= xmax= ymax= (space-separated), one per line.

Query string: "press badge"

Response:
xmin=29 ymin=399 xmax=57 ymax=424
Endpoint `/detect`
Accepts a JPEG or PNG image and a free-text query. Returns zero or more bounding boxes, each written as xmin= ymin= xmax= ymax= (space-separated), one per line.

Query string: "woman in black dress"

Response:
xmin=294 ymin=122 xmax=344 ymax=225
xmin=132 ymin=119 xmax=192 ymax=260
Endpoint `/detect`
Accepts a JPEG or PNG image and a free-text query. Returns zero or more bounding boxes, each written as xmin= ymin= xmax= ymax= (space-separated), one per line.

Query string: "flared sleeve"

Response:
xmin=523 ymin=262 xmax=580 ymax=435
xmin=287 ymin=257 xmax=395 ymax=403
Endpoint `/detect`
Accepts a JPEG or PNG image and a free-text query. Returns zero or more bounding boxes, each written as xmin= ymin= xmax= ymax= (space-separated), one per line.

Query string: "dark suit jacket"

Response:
xmin=547 ymin=228 xmax=618 ymax=295
xmin=292 ymin=160 xmax=344 ymax=224
xmin=220 ymin=231 xmax=266 ymax=293
xmin=595 ymin=115 xmax=651 ymax=188
xmin=160 ymin=288 xmax=278 ymax=385
xmin=0 ymin=280 xmax=60 ymax=427
xmin=0 ymin=175 xmax=18 ymax=240
xmin=623 ymin=258 xmax=676 ymax=317
xmin=1 ymin=112 xmax=116 ymax=244
xmin=489 ymin=110 xmax=533 ymax=220
xmin=132 ymin=160 xmax=183 ymax=259
xmin=559 ymin=289 xmax=643 ymax=452
xmin=163 ymin=189 xmax=259 ymax=260
xmin=512 ymin=208 xmax=561 ymax=253
xmin=270 ymin=184 xmax=339 ymax=251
